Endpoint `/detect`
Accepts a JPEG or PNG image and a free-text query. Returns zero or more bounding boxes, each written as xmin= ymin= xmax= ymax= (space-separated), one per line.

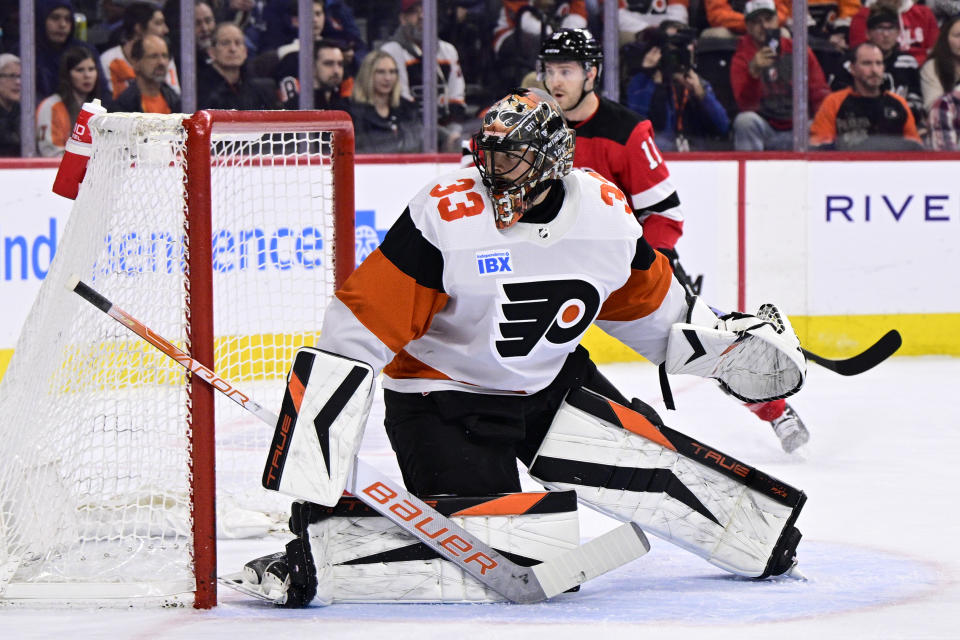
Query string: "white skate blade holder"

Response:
xmin=218 ymin=572 xmax=280 ymax=602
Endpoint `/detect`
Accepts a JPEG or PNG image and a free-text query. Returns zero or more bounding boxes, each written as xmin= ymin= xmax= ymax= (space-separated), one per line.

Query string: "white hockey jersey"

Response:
xmin=317 ymin=167 xmax=688 ymax=395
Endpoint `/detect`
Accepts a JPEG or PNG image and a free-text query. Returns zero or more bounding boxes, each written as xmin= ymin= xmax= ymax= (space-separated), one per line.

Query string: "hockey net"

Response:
xmin=0 ymin=111 xmax=354 ymax=607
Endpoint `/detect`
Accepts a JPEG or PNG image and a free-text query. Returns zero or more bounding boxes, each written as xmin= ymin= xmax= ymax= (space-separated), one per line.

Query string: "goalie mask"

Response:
xmin=471 ymin=88 xmax=575 ymax=229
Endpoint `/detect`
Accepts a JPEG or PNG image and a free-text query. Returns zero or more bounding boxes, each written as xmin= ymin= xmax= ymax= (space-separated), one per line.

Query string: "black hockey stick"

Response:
xmin=69 ymin=276 xmax=650 ymax=604
xmin=800 ymin=330 xmax=902 ymax=376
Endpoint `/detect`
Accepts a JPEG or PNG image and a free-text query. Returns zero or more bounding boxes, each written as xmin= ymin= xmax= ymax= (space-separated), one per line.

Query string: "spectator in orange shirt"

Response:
xmin=702 ymin=0 xmax=791 ymax=38
xmin=113 ymin=35 xmax=182 ymax=114
xmin=36 ymin=46 xmax=102 ymax=157
xmin=100 ymin=2 xmax=179 ymax=101
xmin=840 ymin=7 xmax=925 ymax=129
xmin=810 ymin=42 xmax=923 ymax=149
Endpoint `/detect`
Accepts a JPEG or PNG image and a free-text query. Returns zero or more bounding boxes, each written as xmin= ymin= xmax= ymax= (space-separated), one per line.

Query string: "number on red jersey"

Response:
xmin=640 ymin=136 xmax=663 ymax=170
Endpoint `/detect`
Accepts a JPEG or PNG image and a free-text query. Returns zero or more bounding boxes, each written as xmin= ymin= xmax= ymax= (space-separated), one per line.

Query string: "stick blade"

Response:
xmin=69 ymin=276 xmax=114 ymax=313
xmin=804 ymin=330 xmax=902 ymax=376
xmin=532 ymin=523 xmax=650 ymax=600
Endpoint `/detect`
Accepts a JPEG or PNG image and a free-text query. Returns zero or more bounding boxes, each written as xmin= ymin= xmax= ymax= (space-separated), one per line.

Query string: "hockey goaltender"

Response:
xmin=227 ymin=88 xmax=809 ymax=606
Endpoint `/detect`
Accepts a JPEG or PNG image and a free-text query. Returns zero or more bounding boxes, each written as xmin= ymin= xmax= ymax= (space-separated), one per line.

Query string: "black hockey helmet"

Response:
xmin=538 ymin=28 xmax=603 ymax=72
xmin=537 ymin=29 xmax=603 ymax=107
xmin=471 ymin=88 xmax=574 ymax=229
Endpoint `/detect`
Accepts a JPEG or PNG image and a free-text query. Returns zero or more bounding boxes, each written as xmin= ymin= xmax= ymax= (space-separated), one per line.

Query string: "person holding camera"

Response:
xmin=730 ymin=0 xmax=830 ymax=150
xmin=625 ymin=24 xmax=731 ymax=150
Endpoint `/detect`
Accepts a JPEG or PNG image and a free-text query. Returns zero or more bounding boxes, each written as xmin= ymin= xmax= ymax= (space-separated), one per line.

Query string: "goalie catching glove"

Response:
xmin=665 ymin=298 xmax=806 ymax=403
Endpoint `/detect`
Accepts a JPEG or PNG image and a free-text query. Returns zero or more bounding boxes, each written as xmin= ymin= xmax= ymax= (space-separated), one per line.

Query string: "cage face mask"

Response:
xmin=471 ymin=88 xmax=574 ymax=229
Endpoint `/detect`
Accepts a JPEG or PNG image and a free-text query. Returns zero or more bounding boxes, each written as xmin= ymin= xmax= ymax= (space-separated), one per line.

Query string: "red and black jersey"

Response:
xmin=568 ymin=97 xmax=684 ymax=251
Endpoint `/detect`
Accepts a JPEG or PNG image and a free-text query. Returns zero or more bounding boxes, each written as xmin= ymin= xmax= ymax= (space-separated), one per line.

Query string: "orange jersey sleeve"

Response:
xmin=597 ymin=241 xmax=673 ymax=322
xmin=108 ymin=57 xmax=135 ymax=100
xmin=334 ymin=248 xmax=449 ymax=354
xmin=706 ymin=0 xmax=791 ymax=33
xmin=809 ymin=89 xmax=849 ymax=147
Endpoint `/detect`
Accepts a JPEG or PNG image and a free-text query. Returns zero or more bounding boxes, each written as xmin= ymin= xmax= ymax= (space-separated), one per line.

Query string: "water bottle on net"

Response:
xmin=52 ymin=99 xmax=107 ymax=200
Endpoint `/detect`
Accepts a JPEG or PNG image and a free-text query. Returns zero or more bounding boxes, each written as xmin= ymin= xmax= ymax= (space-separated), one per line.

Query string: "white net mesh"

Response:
xmin=0 ymin=113 xmax=343 ymax=604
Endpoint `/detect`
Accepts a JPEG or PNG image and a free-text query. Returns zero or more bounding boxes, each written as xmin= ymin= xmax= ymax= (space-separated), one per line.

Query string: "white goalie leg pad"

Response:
xmin=665 ymin=299 xmax=806 ymax=402
xmin=262 ymin=347 xmax=375 ymax=506
xmin=529 ymin=389 xmax=806 ymax=578
xmin=299 ymin=492 xmax=581 ymax=604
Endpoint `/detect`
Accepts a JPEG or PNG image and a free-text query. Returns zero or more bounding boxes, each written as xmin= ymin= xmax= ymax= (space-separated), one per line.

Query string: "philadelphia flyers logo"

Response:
xmin=495 ymin=279 xmax=601 ymax=358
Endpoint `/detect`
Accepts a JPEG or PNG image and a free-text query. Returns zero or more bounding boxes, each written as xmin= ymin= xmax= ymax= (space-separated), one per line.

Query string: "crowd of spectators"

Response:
xmin=0 ymin=0 xmax=959 ymax=156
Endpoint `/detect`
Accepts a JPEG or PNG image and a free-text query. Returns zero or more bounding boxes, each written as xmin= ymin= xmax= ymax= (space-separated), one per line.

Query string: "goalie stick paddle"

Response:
xmin=68 ymin=276 xmax=650 ymax=604
xmin=801 ymin=330 xmax=902 ymax=376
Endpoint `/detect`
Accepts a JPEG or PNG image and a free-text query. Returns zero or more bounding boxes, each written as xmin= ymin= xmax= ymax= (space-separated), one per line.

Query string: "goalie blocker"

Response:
xmin=530 ymin=388 xmax=805 ymax=578
xmin=262 ymin=347 xmax=375 ymax=507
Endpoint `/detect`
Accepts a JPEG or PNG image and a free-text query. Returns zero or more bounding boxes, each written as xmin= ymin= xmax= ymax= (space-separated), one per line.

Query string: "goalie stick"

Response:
xmin=68 ymin=276 xmax=650 ymax=605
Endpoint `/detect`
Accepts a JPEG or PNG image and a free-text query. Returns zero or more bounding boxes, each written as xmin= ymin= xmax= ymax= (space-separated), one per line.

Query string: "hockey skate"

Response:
xmin=219 ymin=538 xmax=317 ymax=607
xmin=770 ymin=403 xmax=809 ymax=453
xmin=219 ymin=552 xmax=290 ymax=604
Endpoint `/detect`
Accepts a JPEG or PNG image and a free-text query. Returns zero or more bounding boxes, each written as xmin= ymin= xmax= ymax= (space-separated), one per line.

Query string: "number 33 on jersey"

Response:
xmin=316 ymin=166 xmax=686 ymax=396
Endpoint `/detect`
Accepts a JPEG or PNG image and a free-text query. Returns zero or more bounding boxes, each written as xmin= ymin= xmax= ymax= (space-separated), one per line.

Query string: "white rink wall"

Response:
xmin=745 ymin=160 xmax=960 ymax=315
xmin=1 ymin=155 xmax=958 ymax=376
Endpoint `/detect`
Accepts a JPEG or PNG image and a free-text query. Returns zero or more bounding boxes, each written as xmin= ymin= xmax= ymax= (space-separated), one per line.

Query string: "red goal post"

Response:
xmin=186 ymin=111 xmax=355 ymax=608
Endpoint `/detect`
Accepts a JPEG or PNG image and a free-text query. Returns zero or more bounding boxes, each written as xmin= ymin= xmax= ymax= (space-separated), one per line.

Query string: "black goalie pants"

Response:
xmin=383 ymin=346 xmax=637 ymax=496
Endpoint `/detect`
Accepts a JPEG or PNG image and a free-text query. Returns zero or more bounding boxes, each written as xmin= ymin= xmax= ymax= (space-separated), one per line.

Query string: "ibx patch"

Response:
xmin=476 ymin=249 xmax=513 ymax=276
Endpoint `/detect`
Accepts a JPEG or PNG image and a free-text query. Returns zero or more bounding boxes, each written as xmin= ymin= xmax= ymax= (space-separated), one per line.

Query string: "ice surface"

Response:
xmin=2 ymin=356 xmax=958 ymax=639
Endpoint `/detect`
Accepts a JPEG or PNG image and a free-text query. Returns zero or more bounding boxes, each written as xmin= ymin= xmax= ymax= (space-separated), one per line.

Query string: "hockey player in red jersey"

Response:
xmin=538 ymin=28 xmax=809 ymax=453
xmin=232 ymin=88 xmax=808 ymax=607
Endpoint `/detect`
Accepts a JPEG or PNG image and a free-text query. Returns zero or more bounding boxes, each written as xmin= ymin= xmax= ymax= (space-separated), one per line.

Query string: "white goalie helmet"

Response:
xmin=471 ymin=88 xmax=575 ymax=229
